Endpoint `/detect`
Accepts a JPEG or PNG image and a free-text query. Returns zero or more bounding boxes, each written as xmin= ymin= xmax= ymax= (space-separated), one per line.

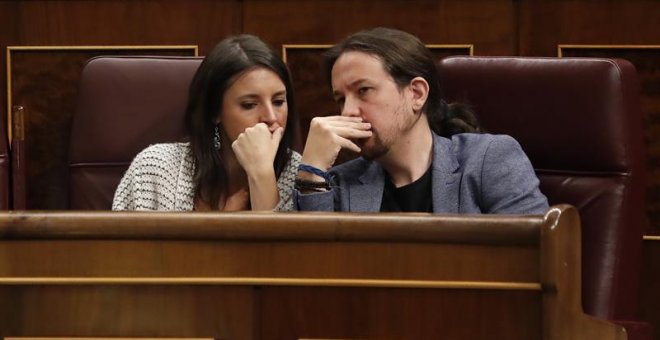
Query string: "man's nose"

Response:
xmin=341 ymin=96 xmax=360 ymax=117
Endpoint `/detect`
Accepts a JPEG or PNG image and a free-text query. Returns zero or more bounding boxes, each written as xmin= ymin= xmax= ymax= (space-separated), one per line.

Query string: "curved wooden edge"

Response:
xmin=0 ymin=210 xmax=543 ymax=244
xmin=541 ymin=204 xmax=627 ymax=340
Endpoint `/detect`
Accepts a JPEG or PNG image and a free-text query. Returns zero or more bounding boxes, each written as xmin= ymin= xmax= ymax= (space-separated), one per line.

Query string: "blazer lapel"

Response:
xmin=349 ymin=162 xmax=385 ymax=212
xmin=431 ymin=134 xmax=461 ymax=213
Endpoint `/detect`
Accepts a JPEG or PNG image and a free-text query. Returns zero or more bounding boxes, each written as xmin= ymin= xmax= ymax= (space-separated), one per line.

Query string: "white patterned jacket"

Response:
xmin=112 ymin=142 xmax=300 ymax=211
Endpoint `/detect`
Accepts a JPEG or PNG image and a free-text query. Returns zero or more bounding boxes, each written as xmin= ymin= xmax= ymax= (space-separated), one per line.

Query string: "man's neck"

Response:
xmin=378 ymin=118 xmax=433 ymax=188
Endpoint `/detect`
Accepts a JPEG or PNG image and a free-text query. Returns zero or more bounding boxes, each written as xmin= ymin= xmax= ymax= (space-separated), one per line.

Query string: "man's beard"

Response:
xmin=358 ymin=130 xmax=389 ymax=161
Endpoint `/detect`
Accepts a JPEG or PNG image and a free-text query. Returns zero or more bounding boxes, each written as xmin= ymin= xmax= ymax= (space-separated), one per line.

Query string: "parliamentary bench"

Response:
xmin=0 ymin=205 xmax=626 ymax=339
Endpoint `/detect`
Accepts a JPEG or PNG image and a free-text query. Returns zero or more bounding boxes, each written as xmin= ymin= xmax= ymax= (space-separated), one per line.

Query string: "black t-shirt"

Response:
xmin=380 ymin=166 xmax=433 ymax=212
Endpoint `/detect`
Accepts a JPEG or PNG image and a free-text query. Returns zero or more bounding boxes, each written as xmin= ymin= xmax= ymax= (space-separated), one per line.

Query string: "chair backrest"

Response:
xmin=69 ymin=56 xmax=203 ymax=210
xmin=438 ymin=56 xmax=646 ymax=321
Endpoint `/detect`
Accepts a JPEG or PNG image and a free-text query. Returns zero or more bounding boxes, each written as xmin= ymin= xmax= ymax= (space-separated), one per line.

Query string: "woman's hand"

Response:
xmin=232 ymin=122 xmax=283 ymax=211
xmin=232 ymin=122 xmax=283 ymax=176
xmin=300 ymin=116 xmax=372 ymax=173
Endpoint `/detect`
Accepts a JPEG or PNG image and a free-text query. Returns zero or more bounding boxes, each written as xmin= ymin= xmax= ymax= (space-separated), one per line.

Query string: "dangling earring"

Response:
xmin=213 ymin=125 xmax=221 ymax=150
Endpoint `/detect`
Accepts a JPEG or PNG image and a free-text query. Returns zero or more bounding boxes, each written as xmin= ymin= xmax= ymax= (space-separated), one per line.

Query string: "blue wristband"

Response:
xmin=298 ymin=163 xmax=331 ymax=181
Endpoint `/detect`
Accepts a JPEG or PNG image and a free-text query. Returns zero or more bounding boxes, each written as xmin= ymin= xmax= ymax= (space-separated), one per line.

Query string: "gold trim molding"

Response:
xmin=0 ymin=277 xmax=541 ymax=290
xmin=644 ymin=235 xmax=660 ymax=241
xmin=281 ymin=44 xmax=332 ymax=63
xmin=5 ymin=45 xmax=199 ymax=144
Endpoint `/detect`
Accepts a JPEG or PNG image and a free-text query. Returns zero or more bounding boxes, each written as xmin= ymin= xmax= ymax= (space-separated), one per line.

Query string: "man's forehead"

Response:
xmin=335 ymin=51 xmax=384 ymax=71
xmin=332 ymin=51 xmax=388 ymax=85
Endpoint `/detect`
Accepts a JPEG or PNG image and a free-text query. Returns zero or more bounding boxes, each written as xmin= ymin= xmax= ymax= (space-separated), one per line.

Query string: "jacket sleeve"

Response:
xmin=480 ymin=135 xmax=549 ymax=214
xmin=111 ymin=146 xmax=165 ymax=211
xmin=274 ymin=151 xmax=301 ymax=212
xmin=295 ymin=189 xmax=336 ymax=211
xmin=112 ymin=158 xmax=141 ymax=211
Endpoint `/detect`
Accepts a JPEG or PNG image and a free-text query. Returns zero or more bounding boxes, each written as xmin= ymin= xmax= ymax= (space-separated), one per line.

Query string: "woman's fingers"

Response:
xmin=232 ymin=123 xmax=283 ymax=174
xmin=271 ymin=126 xmax=284 ymax=146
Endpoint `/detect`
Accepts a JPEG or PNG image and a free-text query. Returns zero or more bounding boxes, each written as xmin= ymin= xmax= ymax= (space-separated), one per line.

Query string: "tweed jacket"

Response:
xmin=112 ymin=142 xmax=301 ymax=211
xmin=296 ymin=132 xmax=548 ymax=214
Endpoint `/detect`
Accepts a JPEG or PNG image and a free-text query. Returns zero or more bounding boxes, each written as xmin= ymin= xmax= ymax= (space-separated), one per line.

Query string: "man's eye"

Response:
xmin=358 ymin=87 xmax=370 ymax=95
xmin=241 ymin=102 xmax=257 ymax=110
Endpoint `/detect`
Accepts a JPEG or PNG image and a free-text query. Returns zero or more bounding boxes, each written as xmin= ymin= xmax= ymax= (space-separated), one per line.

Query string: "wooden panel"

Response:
xmin=7 ymin=0 xmax=239 ymax=47
xmin=0 ymin=212 xmax=545 ymax=339
xmin=0 ymin=0 xmax=240 ymax=210
xmin=244 ymin=0 xmax=515 ymax=56
xmin=0 ymin=286 xmax=254 ymax=338
xmin=0 ymin=241 xmax=539 ymax=283
xmin=7 ymin=46 xmax=197 ymax=210
xmin=0 ymin=1 xmax=19 ymax=143
xmin=519 ymin=1 xmax=660 ymax=56
xmin=0 ymin=211 xmax=541 ymax=282
xmin=558 ymin=45 xmax=660 ymax=235
xmin=640 ymin=237 xmax=660 ymax=340
xmin=0 ymin=207 xmax=630 ymax=339
xmin=260 ymin=287 xmax=540 ymax=340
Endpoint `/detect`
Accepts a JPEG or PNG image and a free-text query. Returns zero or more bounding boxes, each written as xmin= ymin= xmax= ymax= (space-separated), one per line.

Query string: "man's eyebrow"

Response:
xmin=333 ymin=78 xmax=370 ymax=98
xmin=349 ymin=78 xmax=369 ymax=88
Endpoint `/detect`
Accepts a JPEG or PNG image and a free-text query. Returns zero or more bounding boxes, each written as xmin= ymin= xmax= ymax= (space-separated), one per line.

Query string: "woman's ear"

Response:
xmin=408 ymin=77 xmax=429 ymax=113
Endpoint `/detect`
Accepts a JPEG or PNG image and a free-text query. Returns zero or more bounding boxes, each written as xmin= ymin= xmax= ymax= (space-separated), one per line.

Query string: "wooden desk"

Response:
xmin=0 ymin=205 xmax=625 ymax=339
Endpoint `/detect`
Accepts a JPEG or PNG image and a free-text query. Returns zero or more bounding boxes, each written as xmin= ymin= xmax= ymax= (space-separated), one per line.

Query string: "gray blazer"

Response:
xmin=296 ymin=132 xmax=549 ymax=214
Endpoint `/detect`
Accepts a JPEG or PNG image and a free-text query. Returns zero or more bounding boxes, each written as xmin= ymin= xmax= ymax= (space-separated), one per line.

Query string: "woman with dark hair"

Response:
xmin=296 ymin=27 xmax=547 ymax=214
xmin=113 ymin=34 xmax=300 ymax=211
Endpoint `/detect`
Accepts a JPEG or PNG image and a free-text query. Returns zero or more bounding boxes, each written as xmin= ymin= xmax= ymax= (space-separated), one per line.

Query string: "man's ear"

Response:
xmin=408 ymin=76 xmax=429 ymax=113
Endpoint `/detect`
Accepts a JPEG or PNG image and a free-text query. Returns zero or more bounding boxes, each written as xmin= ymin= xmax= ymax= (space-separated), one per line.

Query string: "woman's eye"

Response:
xmin=241 ymin=102 xmax=257 ymax=110
xmin=335 ymin=97 xmax=345 ymax=108
xmin=273 ymin=99 xmax=286 ymax=107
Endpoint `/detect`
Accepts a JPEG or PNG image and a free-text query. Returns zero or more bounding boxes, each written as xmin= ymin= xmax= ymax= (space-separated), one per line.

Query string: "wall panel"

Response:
xmin=640 ymin=238 xmax=660 ymax=340
xmin=243 ymin=0 xmax=516 ymax=56
xmin=519 ymin=1 xmax=660 ymax=56
xmin=0 ymin=0 xmax=241 ymax=209
xmin=0 ymin=0 xmax=241 ymax=165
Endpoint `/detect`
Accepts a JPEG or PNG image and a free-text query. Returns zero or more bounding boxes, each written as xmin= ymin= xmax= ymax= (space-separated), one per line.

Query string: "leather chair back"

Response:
xmin=69 ymin=56 xmax=203 ymax=209
xmin=438 ymin=56 xmax=646 ymax=322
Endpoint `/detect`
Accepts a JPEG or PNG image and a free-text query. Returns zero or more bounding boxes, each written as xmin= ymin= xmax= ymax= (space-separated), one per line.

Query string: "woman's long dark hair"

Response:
xmin=324 ymin=27 xmax=481 ymax=137
xmin=185 ymin=35 xmax=298 ymax=208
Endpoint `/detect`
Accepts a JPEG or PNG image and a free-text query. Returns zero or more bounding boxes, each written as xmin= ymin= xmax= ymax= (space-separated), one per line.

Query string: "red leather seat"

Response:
xmin=69 ymin=56 xmax=203 ymax=209
xmin=439 ymin=56 xmax=651 ymax=339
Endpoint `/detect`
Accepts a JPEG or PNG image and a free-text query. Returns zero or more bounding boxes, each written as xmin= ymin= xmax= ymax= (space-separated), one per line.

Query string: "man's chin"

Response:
xmin=360 ymin=144 xmax=388 ymax=161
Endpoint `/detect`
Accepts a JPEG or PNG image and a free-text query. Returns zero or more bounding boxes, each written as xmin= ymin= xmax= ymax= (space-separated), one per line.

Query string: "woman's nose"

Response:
xmin=261 ymin=104 xmax=278 ymax=124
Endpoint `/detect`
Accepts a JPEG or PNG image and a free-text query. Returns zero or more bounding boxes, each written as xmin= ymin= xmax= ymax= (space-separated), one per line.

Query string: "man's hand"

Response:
xmin=300 ymin=116 xmax=372 ymax=173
